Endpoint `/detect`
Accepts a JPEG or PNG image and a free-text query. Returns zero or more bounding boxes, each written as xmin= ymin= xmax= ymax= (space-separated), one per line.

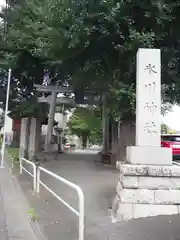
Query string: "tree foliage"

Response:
xmin=161 ymin=123 xmax=169 ymax=134
xmin=161 ymin=123 xmax=178 ymax=134
xmin=0 ymin=1 xmax=48 ymax=119
xmin=67 ymin=107 xmax=101 ymax=144
xmin=0 ymin=0 xmax=180 ymax=120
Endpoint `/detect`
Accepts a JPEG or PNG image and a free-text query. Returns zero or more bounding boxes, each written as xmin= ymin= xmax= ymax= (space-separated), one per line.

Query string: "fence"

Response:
xmin=37 ymin=166 xmax=84 ymax=240
xmin=19 ymin=157 xmax=84 ymax=240
xmin=20 ymin=157 xmax=37 ymax=191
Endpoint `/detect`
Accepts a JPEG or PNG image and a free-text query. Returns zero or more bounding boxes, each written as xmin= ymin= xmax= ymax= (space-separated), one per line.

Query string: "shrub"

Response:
xmin=7 ymin=148 xmax=19 ymax=162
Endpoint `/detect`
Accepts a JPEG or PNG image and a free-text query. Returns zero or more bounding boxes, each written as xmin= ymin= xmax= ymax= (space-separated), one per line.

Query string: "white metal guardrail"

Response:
xmin=173 ymin=161 xmax=180 ymax=166
xmin=37 ymin=166 xmax=84 ymax=240
xmin=20 ymin=157 xmax=37 ymax=191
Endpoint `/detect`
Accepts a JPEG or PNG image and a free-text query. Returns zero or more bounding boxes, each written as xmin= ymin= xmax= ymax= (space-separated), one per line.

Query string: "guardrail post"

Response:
xmin=37 ymin=167 xmax=40 ymax=193
xmin=20 ymin=157 xmax=22 ymax=174
xmin=11 ymin=157 xmax=14 ymax=169
xmin=31 ymin=166 xmax=85 ymax=240
xmin=33 ymin=163 xmax=37 ymax=192
xmin=78 ymin=189 xmax=84 ymax=240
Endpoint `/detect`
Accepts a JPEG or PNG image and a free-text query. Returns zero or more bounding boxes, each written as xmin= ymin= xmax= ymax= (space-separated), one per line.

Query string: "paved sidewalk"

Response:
xmin=0 ymin=166 xmax=42 ymax=240
xmin=0 ymin=185 xmax=8 ymax=239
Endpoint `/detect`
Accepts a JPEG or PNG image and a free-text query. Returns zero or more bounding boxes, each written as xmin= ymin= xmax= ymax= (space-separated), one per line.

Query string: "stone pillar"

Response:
xmin=127 ymin=49 xmax=171 ymax=164
xmin=28 ymin=118 xmax=41 ymax=160
xmin=19 ymin=118 xmax=29 ymax=159
xmin=45 ymin=92 xmax=56 ymax=152
xmin=111 ymin=48 xmax=180 ymax=221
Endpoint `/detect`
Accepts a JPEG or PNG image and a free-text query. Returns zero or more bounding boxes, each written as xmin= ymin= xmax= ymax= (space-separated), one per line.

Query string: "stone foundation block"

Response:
xmin=120 ymin=175 xmax=180 ymax=190
xmin=116 ymin=203 xmax=133 ymax=221
xmin=133 ymin=204 xmax=178 ymax=219
xmin=126 ymin=146 xmax=172 ymax=165
xmin=119 ymin=164 xmax=180 ymax=177
xmin=122 ymin=176 xmax=138 ymax=189
xmin=118 ymin=189 xmax=154 ymax=204
xmin=112 ymin=201 xmax=179 ymax=221
xmin=155 ymin=190 xmax=180 ymax=204
xmin=138 ymin=176 xmax=180 ymax=190
xmin=171 ymin=167 xmax=180 ymax=177
xmin=111 ymin=195 xmax=133 ymax=221
xmin=113 ymin=163 xmax=180 ymax=221
xmin=116 ymin=180 xmax=123 ymax=194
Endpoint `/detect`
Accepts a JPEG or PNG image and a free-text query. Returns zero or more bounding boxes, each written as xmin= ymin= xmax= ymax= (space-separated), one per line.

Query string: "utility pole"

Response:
xmin=1 ymin=69 xmax=12 ymax=167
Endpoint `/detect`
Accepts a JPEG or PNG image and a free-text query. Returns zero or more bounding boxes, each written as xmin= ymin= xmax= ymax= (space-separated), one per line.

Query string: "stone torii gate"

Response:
xmin=38 ymin=95 xmax=75 ymax=152
xmin=34 ymin=84 xmax=105 ymax=152
xmin=34 ymin=84 xmax=73 ymax=152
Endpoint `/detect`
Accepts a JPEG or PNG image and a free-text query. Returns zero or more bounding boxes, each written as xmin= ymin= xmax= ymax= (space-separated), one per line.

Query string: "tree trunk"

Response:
xmin=82 ymin=134 xmax=87 ymax=148
xmin=102 ymin=94 xmax=109 ymax=153
xmin=12 ymin=129 xmax=20 ymax=147
xmin=111 ymin=119 xmax=135 ymax=165
xmin=12 ymin=127 xmax=21 ymax=147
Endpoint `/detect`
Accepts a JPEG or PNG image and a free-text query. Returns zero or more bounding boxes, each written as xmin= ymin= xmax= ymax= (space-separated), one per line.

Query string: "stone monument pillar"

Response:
xmin=112 ymin=48 xmax=180 ymax=221
xmin=19 ymin=118 xmax=29 ymax=159
xmin=28 ymin=118 xmax=41 ymax=160
xmin=44 ymin=92 xmax=56 ymax=152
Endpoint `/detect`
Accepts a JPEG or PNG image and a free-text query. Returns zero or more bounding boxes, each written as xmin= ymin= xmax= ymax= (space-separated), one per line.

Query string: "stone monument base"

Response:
xmin=112 ymin=163 xmax=180 ymax=221
xmin=127 ymin=146 xmax=172 ymax=165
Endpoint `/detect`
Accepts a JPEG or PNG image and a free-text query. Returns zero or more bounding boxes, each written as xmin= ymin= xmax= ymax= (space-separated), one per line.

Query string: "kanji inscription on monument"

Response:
xmin=136 ymin=48 xmax=161 ymax=146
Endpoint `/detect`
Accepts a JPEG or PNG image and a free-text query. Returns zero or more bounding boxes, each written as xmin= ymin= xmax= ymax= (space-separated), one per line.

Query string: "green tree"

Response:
xmin=0 ymin=0 xmax=49 ymax=119
xmin=67 ymin=107 xmax=101 ymax=147
xmin=1 ymin=0 xmax=180 ymax=160
xmin=1 ymin=0 xmax=179 ymax=116
xmin=161 ymin=123 xmax=169 ymax=134
xmin=168 ymin=129 xmax=177 ymax=134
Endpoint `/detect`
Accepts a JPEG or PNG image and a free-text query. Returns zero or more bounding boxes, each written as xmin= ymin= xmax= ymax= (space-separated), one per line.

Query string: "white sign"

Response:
xmin=136 ymin=48 xmax=161 ymax=146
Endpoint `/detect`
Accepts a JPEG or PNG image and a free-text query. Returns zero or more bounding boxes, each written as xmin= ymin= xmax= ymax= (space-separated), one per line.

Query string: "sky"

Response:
xmin=0 ymin=0 xmax=5 ymax=8
xmin=162 ymin=105 xmax=180 ymax=131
